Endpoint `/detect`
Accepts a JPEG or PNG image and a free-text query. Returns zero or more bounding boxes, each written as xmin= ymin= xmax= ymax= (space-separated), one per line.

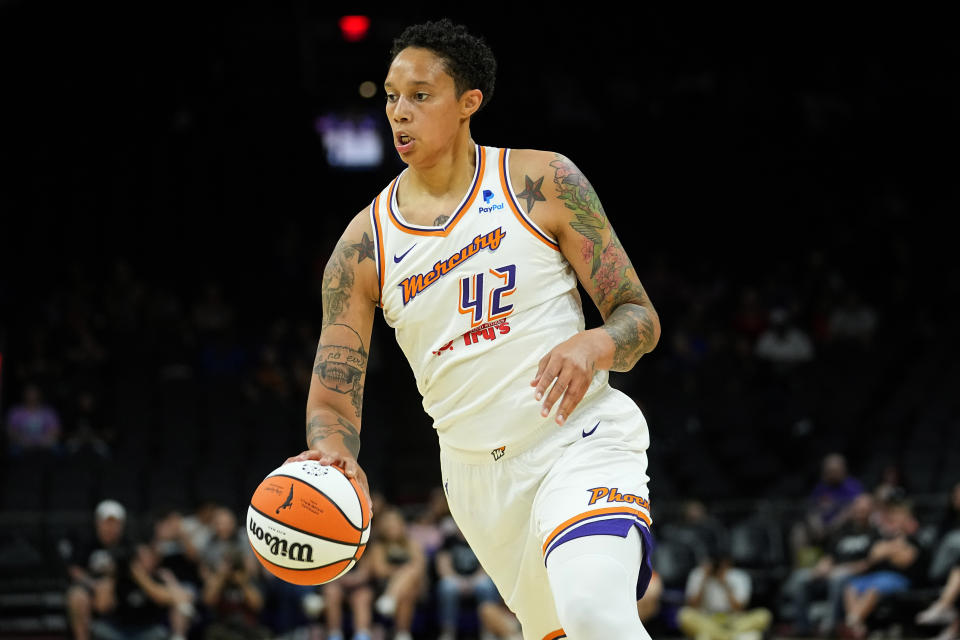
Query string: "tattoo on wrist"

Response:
xmin=306 ymin=414 xmax=361 ymax=458
xmin=314 ymin=324 xmax=367 ymax=417
xmin=603 ymin=304 xmax=658 ymax=371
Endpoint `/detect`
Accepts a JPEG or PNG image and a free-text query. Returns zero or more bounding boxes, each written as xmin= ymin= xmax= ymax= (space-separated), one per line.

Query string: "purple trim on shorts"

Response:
xmin=636 ymin=522 xmax=655 ymax=601
xmin=543 ymin=518 xmax=634 ymax=564
xmin=542 ymin=517 xmax=655 ymax=602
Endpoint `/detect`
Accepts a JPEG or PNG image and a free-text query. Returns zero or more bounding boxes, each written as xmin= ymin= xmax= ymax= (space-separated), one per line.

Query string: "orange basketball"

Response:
xmin=247 ymin=460 xmax=372 ymax=585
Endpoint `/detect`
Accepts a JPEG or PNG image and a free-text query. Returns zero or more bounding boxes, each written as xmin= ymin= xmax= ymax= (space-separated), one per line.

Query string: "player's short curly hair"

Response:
xmin=390 ymin=18 xmax=497 ymax=112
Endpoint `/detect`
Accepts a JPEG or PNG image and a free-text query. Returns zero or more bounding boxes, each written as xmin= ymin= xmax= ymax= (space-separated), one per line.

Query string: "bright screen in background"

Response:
xmin=315 ymin=112 xmax=384 ymax=170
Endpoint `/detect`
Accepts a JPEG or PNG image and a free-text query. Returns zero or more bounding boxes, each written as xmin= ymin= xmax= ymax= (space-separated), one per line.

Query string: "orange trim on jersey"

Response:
xmin=542 ymin=630 xmax=567 ymax=640
xmin=371 ymin=197 xmax=385 ymax=308
xmin=498 ymin=148 xmax=560 ymax=251
xmin=387 ymin=146 xmax=487 ymax=237
xmin=541 ymin=506 xmax=652 ymax=556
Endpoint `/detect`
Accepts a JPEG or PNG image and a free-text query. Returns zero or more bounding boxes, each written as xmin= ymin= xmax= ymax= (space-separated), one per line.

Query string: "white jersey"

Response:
xmin=370 ymin=145 xmax=609 ymax=456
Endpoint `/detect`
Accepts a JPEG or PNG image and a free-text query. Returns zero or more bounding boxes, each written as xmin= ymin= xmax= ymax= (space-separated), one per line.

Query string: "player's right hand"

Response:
xmin=285 ymin=448 xmax=373 ymax=515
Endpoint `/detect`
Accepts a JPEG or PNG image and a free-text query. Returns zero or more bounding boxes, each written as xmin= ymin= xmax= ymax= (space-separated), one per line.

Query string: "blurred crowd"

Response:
xmin=55 ymin=455 xmax=960 ymax=640
xmin=61 ymin=488 xmax=523 ymax=640
xmin=646 ymin=453 xmax=960 ymax=640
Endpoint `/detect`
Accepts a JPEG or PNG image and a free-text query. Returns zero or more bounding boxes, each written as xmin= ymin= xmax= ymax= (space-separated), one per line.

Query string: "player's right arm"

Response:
xmin=286 ymin=209 xmax=379 ymax=508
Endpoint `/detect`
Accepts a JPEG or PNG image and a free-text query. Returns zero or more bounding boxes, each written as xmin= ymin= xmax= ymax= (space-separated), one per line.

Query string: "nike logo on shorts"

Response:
xmin=394 ymin=244 xmax=416 ymax=263
xmin=582 ymin=421 xmax=600 ymax=437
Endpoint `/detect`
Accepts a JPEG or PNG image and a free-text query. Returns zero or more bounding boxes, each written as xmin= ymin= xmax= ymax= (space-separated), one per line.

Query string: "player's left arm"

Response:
xmin=515 ymin=150 xmax=660 ymax=423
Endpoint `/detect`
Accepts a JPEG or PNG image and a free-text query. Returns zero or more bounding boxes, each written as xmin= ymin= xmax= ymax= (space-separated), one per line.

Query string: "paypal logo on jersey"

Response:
xmin=479 ymin=189 xmax=504 ymax=213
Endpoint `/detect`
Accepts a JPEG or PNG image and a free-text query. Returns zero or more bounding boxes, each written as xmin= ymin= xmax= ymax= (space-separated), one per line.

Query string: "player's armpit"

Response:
xmin=530 ymin=151 xmax=660 ymax=371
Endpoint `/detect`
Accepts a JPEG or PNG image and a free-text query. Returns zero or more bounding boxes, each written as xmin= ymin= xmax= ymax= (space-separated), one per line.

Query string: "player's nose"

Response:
xmin=391 ymin=95 xmax=412 ymax=121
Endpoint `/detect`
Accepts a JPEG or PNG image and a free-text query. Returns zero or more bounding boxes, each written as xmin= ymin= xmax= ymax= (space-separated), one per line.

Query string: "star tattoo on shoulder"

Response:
xmin=351 ymin=232 xmax=375 ymax=263
xmin=517 ymin=175 xmax=546 ymax=212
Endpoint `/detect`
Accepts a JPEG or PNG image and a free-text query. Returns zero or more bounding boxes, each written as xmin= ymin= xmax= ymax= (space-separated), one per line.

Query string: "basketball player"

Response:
xmin=288 ymin=18 xmax=660 ymax=640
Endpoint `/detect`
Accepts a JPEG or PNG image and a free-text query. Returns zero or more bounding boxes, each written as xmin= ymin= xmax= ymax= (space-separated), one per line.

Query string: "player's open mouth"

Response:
xmin=396 ymin=133 xmax=414 ymax=152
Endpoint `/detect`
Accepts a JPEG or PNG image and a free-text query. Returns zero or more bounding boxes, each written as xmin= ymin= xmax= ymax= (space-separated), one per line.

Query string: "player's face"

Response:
xmin=384 ymin=47 xmax=465 ymax=163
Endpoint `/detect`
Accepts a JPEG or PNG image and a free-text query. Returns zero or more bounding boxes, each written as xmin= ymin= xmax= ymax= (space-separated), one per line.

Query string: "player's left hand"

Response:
xmin=531 ymin=328 xmax=612 ymax=425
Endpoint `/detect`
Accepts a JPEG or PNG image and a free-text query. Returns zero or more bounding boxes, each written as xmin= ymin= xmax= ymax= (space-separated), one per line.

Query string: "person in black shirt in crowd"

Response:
xmin=839 ymin=497 xmax=926 ymax=639
xmin=200 ymin=546 xmax=270 ymax=640
xmin=64 ymin=500 xmax=129 ymax=640
xmin=782 ymin=493 xmax=880 ymax=637
xmin=141 ymin=507 xmax=202 ymax=640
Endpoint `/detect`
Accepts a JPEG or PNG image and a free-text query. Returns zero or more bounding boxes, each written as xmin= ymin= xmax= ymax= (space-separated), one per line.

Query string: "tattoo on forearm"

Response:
xmin=603 ymin=303 xmax=658 ymax=371
xmin=351 ymin=233 xmax=375 ymax=263
xmin=322 ymin=238 xmax=358 ymax=328
xmin=307 ymin=414 xmax=361 ymax=458
xmin=433 ymin=215 xmax=450 ymax=226
xmin=314 ymin=324 xmax=367 ymax=417
xmin=517 ymin=175 xmax=546 ymax=212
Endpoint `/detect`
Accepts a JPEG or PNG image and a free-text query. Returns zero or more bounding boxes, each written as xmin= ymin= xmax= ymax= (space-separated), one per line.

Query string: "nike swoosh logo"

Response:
xmin=393 ymin=244 xmax=416 ymax=263
xmin=582 ymin=421 xmax=600 ymax=437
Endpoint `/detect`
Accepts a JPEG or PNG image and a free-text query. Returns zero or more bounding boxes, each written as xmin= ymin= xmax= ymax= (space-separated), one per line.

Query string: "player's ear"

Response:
xmin=459 ymin=89 xmax=483 ymax=119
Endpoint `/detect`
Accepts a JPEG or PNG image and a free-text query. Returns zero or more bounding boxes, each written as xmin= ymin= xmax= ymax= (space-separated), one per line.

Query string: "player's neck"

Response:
xmin=403 ymin=132 xmax=477 ymax=199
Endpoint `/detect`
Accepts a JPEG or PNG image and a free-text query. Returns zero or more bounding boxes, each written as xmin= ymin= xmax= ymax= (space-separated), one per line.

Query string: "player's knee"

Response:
xmin=549 ymin=555 xmax=639 ymax=637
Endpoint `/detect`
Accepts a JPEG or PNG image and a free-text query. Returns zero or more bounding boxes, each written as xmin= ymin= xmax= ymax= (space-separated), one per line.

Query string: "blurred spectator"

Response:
xmin=407 ymin=486 xmax=452 ymax=558
xmin=915 ymin=561 xmax=960 ymax=640
xmin=147 ymin=507 xmax=202 ymax=625
xmin=840 ymin=499 xmax=926 ymax=639
xmin=731 ymin=286 xmax=768 ymax=342
xmin=63 ymin=499 xmax=177 ymax=640
xmin=935 ymin=482 xmax=960 ymax=542
xmin=5 ymin=382 xmax=62 ymax=455
xmin=63 ymin=389 xmax=112 ymax=460
xmin=791 ymin=452 xmax=865 ymax=563
xmin=677 ymin=540 xmax=773 ymax=640
xmin=781 ymin=493 xmax=879 ymax=637
xmin=180 ymin=500 xmax=218 ymax=562
xmin=679 ymin=499 xmax=729 ymax=556
xmin=827 ymin=289 xmax=878 ymax=349
xmin=250 ymin=344 xmax=290 ymax=400
xmin=754 ymin=307 xmax=814 ymax=369
xmin=434 ymin=516 xmax=513 ymax=640
xmin=64 ymin=500 xmax=132 ymax=640
xmin=369 ymin=508 xmax=427 ymax=640
xmin=321 ymin=552 xmax=376 ymax=640
xmin=193 ymin=282 xmax=235 ymax=337
xmin=200 ymin=546 xmax=270 ymax=640
xmin=199 ymin=507 xmax=247 ymax=572
xmin=127 ymin=542 xmax=195 ymax=640
xmin=872 ymin=462 xmax=908 ymax=505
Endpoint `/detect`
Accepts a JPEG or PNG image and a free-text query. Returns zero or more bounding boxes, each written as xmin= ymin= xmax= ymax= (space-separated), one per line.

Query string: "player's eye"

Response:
xmin=415 ymin=92 xmax=429 ymax=101
xmin=385 ymin=93 xmax=397 ymax=103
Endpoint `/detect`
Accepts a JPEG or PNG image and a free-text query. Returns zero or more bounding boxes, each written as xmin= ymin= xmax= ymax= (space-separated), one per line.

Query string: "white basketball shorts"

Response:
xmin=438 ymin=385 xmax=654 ymax=640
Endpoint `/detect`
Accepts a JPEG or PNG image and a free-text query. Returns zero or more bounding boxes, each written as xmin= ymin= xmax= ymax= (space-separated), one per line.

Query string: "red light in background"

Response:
xmin=339 ymin=15 xmax=370 ymax=42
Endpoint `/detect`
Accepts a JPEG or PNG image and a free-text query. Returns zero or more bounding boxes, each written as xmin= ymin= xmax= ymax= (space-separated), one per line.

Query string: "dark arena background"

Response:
xmin=1 ymin=4 xmax=959 ymax=640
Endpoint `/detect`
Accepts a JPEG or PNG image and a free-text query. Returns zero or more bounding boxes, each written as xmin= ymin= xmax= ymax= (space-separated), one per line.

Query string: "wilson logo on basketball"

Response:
xmin=248 ymin=517 xmax=314 ymax=563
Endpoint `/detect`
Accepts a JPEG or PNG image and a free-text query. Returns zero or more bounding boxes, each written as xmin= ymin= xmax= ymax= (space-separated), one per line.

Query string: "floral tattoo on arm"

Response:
xmin=550 ymin=154 xmax=659 ymax=370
